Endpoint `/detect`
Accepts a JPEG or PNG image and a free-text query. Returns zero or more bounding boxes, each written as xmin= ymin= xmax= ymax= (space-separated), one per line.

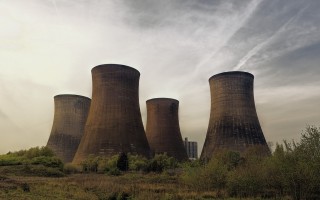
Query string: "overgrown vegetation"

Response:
xmin=0 ymin=146 xmax=64 ymax=177
xmin=181 ymin=125 xmax=320 ymax=200
xmin=0 ymin=125 xmax=319 ymax=199
xmin=79 ymin=152 xmax=179 ymax=175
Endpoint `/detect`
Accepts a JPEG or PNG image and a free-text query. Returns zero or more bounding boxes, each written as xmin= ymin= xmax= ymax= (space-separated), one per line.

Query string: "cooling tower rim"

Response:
xmin=146 ymin=98 xmax=179 ymax=103
xmin=209 ymin=71 xmax=254 ymax=81
xmin=92 ymin=64 xmax=140 ymax=75
xmin=54 ymin=94 xmax=91 ymax=101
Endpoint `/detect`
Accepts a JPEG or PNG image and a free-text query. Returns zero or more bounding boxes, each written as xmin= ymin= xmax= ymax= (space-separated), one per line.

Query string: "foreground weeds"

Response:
xmin=0 ymin=173 xmax=219 ymax=200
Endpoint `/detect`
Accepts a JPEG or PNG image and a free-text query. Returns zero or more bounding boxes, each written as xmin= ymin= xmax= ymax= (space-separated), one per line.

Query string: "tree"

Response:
xmin=117 ymin=152 xmax=129 ymax=171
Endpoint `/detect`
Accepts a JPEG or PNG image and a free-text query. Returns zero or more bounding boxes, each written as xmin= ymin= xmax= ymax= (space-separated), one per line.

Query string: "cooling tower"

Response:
xmin=73 ymin=64 xmax=150 ymax=164
xmin=201 ymin=71 xmax=269 ymax=160
xmin=146 ymin=98 xmax=188 ymax=161
xmin=47 ymin=95 xmax=91 ymax=163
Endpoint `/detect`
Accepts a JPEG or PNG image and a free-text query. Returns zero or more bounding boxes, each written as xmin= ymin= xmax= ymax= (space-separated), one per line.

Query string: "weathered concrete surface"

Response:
xmin=73 ymin=64 xmax=150 ymax=164
xmin=201 ymin=71 xmax=269 ymax=160
xmin=47 ymin=95 xmax=91 ymax=163
xmin=146 ymin=98 xmax=188 ymax=161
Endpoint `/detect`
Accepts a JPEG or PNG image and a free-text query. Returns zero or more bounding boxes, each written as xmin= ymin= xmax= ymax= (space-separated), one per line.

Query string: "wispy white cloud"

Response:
xmin=233 ymin=5 xmax=308 ymax=70
xmin=194 ymin=0 xmax=264 ymax=73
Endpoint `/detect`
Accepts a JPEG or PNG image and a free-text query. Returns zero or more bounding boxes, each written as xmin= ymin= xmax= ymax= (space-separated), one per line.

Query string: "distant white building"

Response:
xmin=184 ymin=137 xmax=198 ymax=160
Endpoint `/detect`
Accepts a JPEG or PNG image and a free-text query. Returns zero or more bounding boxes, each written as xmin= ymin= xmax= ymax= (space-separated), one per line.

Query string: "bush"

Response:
xmin=0 ymin=146 xmax=58 ymax=167
xmin=270 ymin=125 xmax=320 ymax=200
xmin=0 ymin=154 xmax=26 ymax=166
xmin=31 ymin=156 xmax=63 ymax=170
xmin=227 ymin=163 xmax=265 ymax=197
xmin=180 ymin=163 xmax=203 ymax=190
xmin=147 ymin=154 xmax=178 ymax=173
xmin=63 ymin=163 xmax=79 ymax=174
xmin=76 ymin=153 xmax=180 ymax=174
xmin=225 ymin=147 xmax=271 ymax=198
xmin=102 ymin=155 xmax=119 ymax=173
xmin=0 ymin=146 xmax=64 ymax=177
xmin=80 ymin=154 xmax=125 ymax=174
xmin=0 ymin=164 xmax=65 ymax=177
xmin=24 ymin=146 xmax=55 ymax=158
xmin=180 ymin=126 xmax=320 ymax=199
xmin=80 ymin=155 xmax=100 ymax=173
xmin=128 ymin=154 xmax=149 ymax=172
xmin=181 ymin=153 xmax=228 ymax=192
xmin=29 ymin=165 xmax=65 ymax=177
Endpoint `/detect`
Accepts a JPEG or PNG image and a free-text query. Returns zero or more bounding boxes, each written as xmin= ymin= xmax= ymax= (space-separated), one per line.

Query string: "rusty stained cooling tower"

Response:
xmin=73 ymin=64 xmax=150 ymax=164
xmin=146 ymin=98 xmax=188 ymax=161
xmin=201 ymin=71 xmax=269 ymax=160
xmin=47 ymin=95 xmax=91 ymax=163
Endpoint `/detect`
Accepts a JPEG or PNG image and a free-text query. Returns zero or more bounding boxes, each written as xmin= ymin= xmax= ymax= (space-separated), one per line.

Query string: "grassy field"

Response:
xmin=0 ymin=172 xmax=221 ymax=200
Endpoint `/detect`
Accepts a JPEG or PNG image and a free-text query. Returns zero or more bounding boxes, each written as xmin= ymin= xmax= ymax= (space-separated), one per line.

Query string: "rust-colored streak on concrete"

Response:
xmin=73 ymin=64 xmax=150 ymax=164
xmin=201 ymin=71 xmax=269 ymax=160
xmin=47 ymin=95 xmax=91 ymax=163
xmin=146 ymin=98 xmax=188 ymax=161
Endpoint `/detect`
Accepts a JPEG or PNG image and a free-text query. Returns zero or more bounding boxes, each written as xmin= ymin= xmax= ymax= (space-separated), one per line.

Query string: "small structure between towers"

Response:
xmin=184 ymin=137 xmax=198 ymax=160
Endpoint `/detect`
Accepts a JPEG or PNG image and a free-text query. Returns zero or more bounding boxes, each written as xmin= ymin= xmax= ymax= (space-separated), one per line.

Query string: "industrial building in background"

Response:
xmin=47 ymin=95 xmax=90 ymax=163
xmin=73 ymin=64 xmax=150 ymax=164
xmin=184 ymin=137 xmax=198 ymax=160
xmin=146 ymin=98 xmax=188 ymax=161
xmin=201 ymin=71 xmax=269 ymax=161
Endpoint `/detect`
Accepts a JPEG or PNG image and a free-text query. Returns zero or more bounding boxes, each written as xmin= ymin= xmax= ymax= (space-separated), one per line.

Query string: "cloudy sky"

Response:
xmin=1 ymin=0 xmax=320 ymax=154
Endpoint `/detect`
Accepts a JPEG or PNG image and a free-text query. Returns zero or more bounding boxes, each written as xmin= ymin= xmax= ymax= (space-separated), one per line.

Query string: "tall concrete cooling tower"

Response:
xmin=47 ymin=95 xmax=91 ymax=163
xmin=146 ymin=98 xmax=188 ymax=161
xmin=73 ymin=64 xmax=150 ymax=164
xmin=201 ymin=71 xmax=269 ymax=160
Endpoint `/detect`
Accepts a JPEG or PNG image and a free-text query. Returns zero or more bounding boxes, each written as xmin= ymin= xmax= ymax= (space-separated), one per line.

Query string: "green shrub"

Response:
xmin=63 ymin=163 xmax=79 ymax=174
xmin=24 ymin=146 xmax=55 ymax=158
xmin=181 ymin=155 xmax=228 ymax=192
xmin=128 ymin=154 xmax=148 ymax=172
xmin=0 ymin=164 xmax=65 ymax=177
xmin=147 ymin=154 xmax=178 ymax=173
xmin=31 ymin=156 xmax=63 ymax=169
xmin=102 ymin=155 xmax=119 ymax=173
xmin=0 ymin=146 xmax=58 ymax=167
xmin=29 ymin=165 xmax=65 ymax=177
xmin=0 ymin=146 xmax=64 ymax=178
xmin=227 ymin=164 xmax=265 ymax=197
xmin=0 ymin=154 xmax=26 ymax=166
xmin=269 ymin=126 xmax=320 ymax=200
xmin=80 ymin=155 xmax=122 ymax=173
xmin=179 ymin=159 xmax=202 ymax=169
xmin=180 ymin=165 xmax=202 ymax=189
xmin=80 ymin=155 xmax=100 ymax=172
